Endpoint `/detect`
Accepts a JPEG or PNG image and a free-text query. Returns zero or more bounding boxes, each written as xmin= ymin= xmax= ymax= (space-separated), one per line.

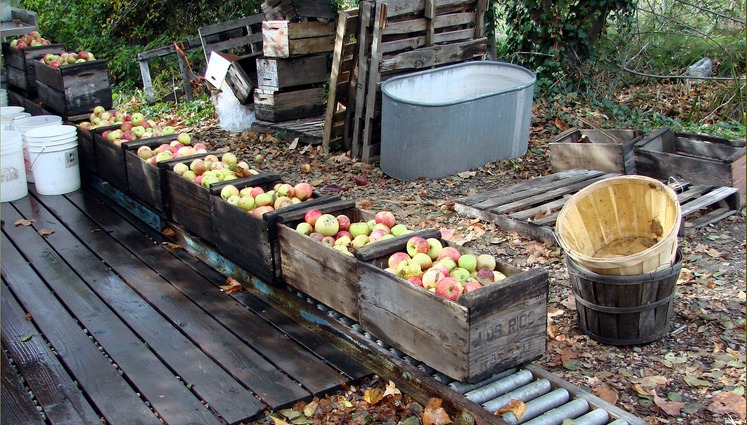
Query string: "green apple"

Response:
xmin=457 ymin=254 xmax=477 ymax=273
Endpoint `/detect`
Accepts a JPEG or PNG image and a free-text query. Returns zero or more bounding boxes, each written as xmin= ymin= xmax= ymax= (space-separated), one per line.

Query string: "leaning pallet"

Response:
xmin=323 ymin=0 xmax=488 ymax=162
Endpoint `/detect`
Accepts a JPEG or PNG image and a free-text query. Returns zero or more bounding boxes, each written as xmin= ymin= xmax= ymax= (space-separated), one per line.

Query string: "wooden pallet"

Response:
xmin=251 ymin=115 xmax=324 ymax=144
xmin=454 ymin=169 xmax=741 ymax=244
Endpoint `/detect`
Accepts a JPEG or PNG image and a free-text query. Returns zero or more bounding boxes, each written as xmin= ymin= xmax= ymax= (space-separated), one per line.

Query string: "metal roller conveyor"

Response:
xmin=483 ymin=379 xmax=553 ymax=412
xmin=448 ymin=368 xmax=518 ymax=395
xmin=465 ymin=369 xmax=535 ymax=404
xmin=520 ymin=398 xmax=590 ymax=425
xmin=572 ymin=408 xmax=611 ymax=425
xmin=500 ymin=388 xmax=570 ymax=424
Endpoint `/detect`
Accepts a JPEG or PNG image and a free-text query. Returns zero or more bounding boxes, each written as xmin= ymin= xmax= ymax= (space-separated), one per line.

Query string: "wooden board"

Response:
xmin=261 ymin=0 xmax=337 ymax=21
xmin=454 ymin=169 xmax=742 ymax=244
xmin=198 ymin=14 xmax=264 ymax=63
xmin=262 ymin=20 xmax=336 ymax=58
xmin=251 ymin=115 xmax=325 ymax=145
xmin=226 ymin=53 xmax=260 ymax=104
xmin=256 ymin=54 xmax=328 ymax=91
xmin=549 ymin=128 xmax=641 ymax=175
xmin=1 ymin=43 xmax=65 ymax=95
xmin=254 ymin=86 xmax=325 ymax=122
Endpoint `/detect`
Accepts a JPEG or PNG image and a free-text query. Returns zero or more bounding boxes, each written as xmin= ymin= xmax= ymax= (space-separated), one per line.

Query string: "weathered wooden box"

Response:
xmin=210 ymin=176 xmax=340 ymax=284
xmin=34 ymin=59 xmax=113 ymax=117
xmin=256 ymin=54 xmax=328 ymax=91
xmin=1 ymin=43 xmax=65 ymax=95
xmin=634 ymin=127 xmax=746 ymax=206
xmin=93 ymin=132 xmax=130 ymax=192
xmin=225 ymin=54 xmax=260 ymax=105
xmin=67 ymin=116 xmax=118 ymax=174
xmin=549 ymin=128 xmax=642 ymax=175
xmin=275 ymin=199 xmax=376 ymax=321
xmin=262 ymin=20 xmax=335 ymax=58
xmin=254 ymin=86 xmax=325 ymax=122
xmin=355 ymin=239 xmax=549 ymax=383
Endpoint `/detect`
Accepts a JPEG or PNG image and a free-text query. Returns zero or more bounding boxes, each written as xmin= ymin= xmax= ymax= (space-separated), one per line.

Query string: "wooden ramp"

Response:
xmin=454 ymin=169 xmax=741 ymax=244
xmin=1 ymin=187 xmax=369 ymax=425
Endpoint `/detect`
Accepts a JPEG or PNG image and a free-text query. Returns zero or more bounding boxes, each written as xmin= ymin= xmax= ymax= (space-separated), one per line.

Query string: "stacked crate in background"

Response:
xmin=253 ymin=2 xmax=336 ymax=122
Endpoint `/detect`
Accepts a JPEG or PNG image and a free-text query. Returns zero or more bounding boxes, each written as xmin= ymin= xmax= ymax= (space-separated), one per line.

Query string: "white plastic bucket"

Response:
xmin=0 ymin=89 xmax=8 ymax=106
xmin=2 ymin=112 xmax=31 ymax=130
xmin=21 ymin=124 xmax=77 ymax=183
xmin=28 ymin=138 xmax=81 ymax=195
xmin=12 ymin=115 xmax=63 ymax=133
xmin=1 ymin=129 xmax=28 ymax=202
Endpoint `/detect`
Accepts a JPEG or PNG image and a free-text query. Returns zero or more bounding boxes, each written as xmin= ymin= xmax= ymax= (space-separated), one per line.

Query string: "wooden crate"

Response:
xmin=355 ymin=236 xmax=548 ymax=383
xmin=634 ymin=127 xmax=746 ymax=207
xmin=256 ymin=54 xmax=328 ymax=91
xmin=549 ymin=128 xmax=642 ymax=174
xmin=34 ymin=59 xmax=113 ymax=117
xmin=210 ymin=176 xmax=341 ymax=284
xmin=225 ymin=53 xmax=260 ymax=105
xmin=93 ymin=132 xmax=132 ymax=193
xmin=254 ymin=86 xmax=325 ymax=122
xmin=1 ymin=43 xmax=65 ymax=95
xmin=275 ymin=199 xmax=377 ymax=321
xmin=66 ymin=115 xmax=119 ymax=174
xmin=261 ymin=0 xmax=337 ymax=21
xmin=262 ymin=20 xmax=335 ymax=58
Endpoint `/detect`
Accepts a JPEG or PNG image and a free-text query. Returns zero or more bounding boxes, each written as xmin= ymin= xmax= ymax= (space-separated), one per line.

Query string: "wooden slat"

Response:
xmin=61 ymin=190 xmax=350 ymax=396
xmin=0 ymin=227 xmax=163 ymax=425
xmin=1 ymin=287 xmax=101 ymax=425
xmin=7 ymin=196 xmax=262 ymax=425
xmin=1 ymin=345 xmax=46 ymax=425
xmin=360 ymin=1 xmax=387 ymax=164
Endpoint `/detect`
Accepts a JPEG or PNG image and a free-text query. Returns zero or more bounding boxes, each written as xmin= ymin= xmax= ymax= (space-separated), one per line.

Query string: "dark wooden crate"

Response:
xmin=92 ymin=132 xmax=155 ymax=193
xmin=256 ymin=54 xmax=328 ymax=91
xmin=355 ymin=236 xmax=549 ymax=383
xmin=66 ymin=115 xmax=119 ymax=174
xmin=1 ymin=43 xmax=65 ymax=95
xmin=34 ymin=59 xmax=113 ymax=117
xmin=634 ymin=127 xmax=746 ymax=207
xmin=254 ymin=86 xmax=325 ymax=122
xmin=549 ymin=128 xmax=642 ymax=175
xmin=210 ymin=176 xmax=341 ymax=284
xmin=225 ymin=54 xmax=260 ymax=105
xmin=261 ymin=0 xmax=337 ymax=21
xmin=275 ymin=199 xmax=376 ymax=320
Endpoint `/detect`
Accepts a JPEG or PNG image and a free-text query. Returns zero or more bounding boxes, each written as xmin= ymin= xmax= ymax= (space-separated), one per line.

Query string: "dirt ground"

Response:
xmin=189 ymin=113 xmax=746 ymax=424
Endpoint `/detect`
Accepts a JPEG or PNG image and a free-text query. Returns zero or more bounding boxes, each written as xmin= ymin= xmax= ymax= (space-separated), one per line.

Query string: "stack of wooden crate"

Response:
xmin=323 ymin=0 xmax=489 ymax=162
xmin=253 ymin=19 xmax=336 ymax=122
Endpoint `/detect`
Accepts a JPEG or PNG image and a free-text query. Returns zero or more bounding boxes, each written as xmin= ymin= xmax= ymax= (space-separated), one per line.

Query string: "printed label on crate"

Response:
xmin=66 ymin=151 xmax=79 ymax=168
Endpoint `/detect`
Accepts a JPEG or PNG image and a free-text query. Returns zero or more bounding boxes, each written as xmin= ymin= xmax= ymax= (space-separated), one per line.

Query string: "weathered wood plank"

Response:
xmin=1 ymin=346 xmax=46 ymax=425
xmin=257 ymin=55 xmax=328 ymax=90
xmin=361 ymin=2 xmax=387 ymax=164
xmin=262 ymin=20 xmax=336 ymax=58
xmin=379 ymin=37 xmax=487 ymax=72
xmin=1 ymin=287 xmax=101 ymax=425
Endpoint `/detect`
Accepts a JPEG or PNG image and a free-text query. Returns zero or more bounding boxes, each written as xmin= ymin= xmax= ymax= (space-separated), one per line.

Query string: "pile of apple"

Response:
xmin=78 ymin=105 xmax=126 ymax=130
xmin=218 ymin=180 xmax=315 ymax=218
xmin=8 ymin=31 xmax=52 ymax=49
xmin=136 ymin=140 xmax=209 ymax=166
xmin=172 ymin=153 xmax=261 ymax=188
xmin=100 ymin=111 xmax=178 ymax=144
xmin=294 ymin=210 xmax=410 ymax=257
xmin=39 ymin=51 xmax=96 ymax=68
xmin=384 ymin=236 xmax=506 ymax=301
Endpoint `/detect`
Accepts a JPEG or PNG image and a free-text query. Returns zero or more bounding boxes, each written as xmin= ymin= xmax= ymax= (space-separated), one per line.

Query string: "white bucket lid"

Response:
xmin=0 ymin=129 xmax=24 ymax=151
xmin=1 ymin=106 xmax=25 ymax=116
xmin=23 ymin=124 xmax=77 ymax=139
xmin=27 ymin=140 xmax=78 ymax=152
xmin=12 ymin=114 xmax=64 ymax=132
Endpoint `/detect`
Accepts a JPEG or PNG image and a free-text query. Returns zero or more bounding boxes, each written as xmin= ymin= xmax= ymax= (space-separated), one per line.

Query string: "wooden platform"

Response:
xmin=455 ymin=169 xmax=742 ymax=244
xmin=1 ymin=186 xmax=370 ymax=425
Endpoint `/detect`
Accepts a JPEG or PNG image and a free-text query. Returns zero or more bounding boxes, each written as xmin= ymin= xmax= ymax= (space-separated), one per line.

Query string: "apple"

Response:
xmin=100 ymin=111 xmax=112 ymax=121
xmin=225 ymin=195 xmax=240 ymax=206
xmin=430 ymin=263 xmax=450 ymax=277
xmin=406 ymin=236 xmax=430 ymax=257
xmin=162 ymin=126 xmax=175 ymax=135
xmin=351 ymin=234 xmax=370 ymax=249
xmin=493 ymin=271 xmax=507 ymax=282
xmin=254 ymin=192 xmax=275 ymax=207
xmin=296 ymin=222 xmax=314 ymax=235
xmin=374 ymin=211 xmax=396 ymax=228
xmin=315 ymin=214 xmax=339 ymax=237
xmin=449 ymin=267 xmax=471 ymax=283
xmin=220 ymin=184 xmax=239 ymax=200
xmin=336 ymin=214 xmax=351 ymax=231
xmin=395 ymin=259 xmax=422 ymax=279
xmin=255 ymin=154 xmax=264 ymax=163
xmin=137 ymin=145 xmax=153 ymax=159
xmin=293 ymin=182 xmax=313 ymax=201
xmin=132 ymin=126 xmax=146 ymax=138
xmin=120 ymin=122 xmax=133 ymax=132
xmin=172 ymin=162 xmax=189 ymax=175
xmin=435 ymin=277 xmax=463 ymax=301
xmin=476 ymin=254 xmax=497 ymax=271
xmin=107 ymin=129 xmax=123 ymax=142
xmin=388 ymin=252 xmax=411 ymax=269
xmin=300 ymin=163 xmax=311 ymax=173
xmin=321 ymin=236 xmax=336 ymax=247
xmin=274 ymin=196 xmax=293 ymax=210
xmin=349 ymin=222 xmax=371 ymax=238
xmin=130 ymin=112 xmax=145 ymax=126
xmin=335 ymin=230 xmax=352 ymax=241
xmin=372 ymin=223 xmax=391 ymax=234
xmin=275 ymin=183 xmax=295 ymax=198
xmin=369 ymin=228 xmax=388 ymax=242
xmin=252 ymin=205 xmax=275 ymax=218
xmin=250 ymin=186 xmax=265 ymax=198
xmin=304 ymin=209 xmax=323 ymax=226
xmin=308 ymin=232 xmax=325 ymax=242
xmin=475 ymin=268 xmax=495 ymax=285
xmin=390 ymin=224 xmax=409 ymax=237
xmin=437 ymin=246 xmax=461 ymax=263
xmin=182 ymin=170 xmax=196 ymax=181
xmin=407 ymin=277 xmax=423 ymax=287
xmin=436 ymin=256 xmax=457 ymax=271
xmin=463 ymin=279 xmax=482 ymax=293
xmin=411 ymin=252 xmax=433 ymax=270
xmin=426 ymin=238 xmax=443 ymax=260
xmin=176 ymin=133 xmax=191 ymax=145
xmin=457 ymin=254 xmax=477 ymax=273
xmin=421 ymin=269 xmax=445 ymax=290
xmin=334 ymin=235 xmax=351 ymax=247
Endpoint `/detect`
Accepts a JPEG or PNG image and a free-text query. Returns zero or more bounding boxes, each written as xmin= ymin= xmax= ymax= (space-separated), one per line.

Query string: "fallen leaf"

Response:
xmin=422 ymin=398 xmax=452 ymax=425
xmin=495 ymin=399 xmax=526 ymax=420
xmin=219 ymin=277 xmax=243 ymax=294
xmin=161 ymin=242 xmax=182 ymax=250
xmin=14 ymin=218 xmax=34 ymax=226
xmin=302 ymin=400 xmax=317 ymax=417
xmin=20 ymin=335 xmax=32 ymax=342
xmin=288 ymin=137 xmax=299 ymax=150
xmin=654 ymin=394 xmax=685 ymax=416
xmin=269 ymin=415 xmax=289 ymax=425
xmin=456 ymin=171 xmax=476 ymax=178
xmin=683 ymin=375 xmax=711 ymax=387
xmin=161 ymin=228 xmax=176 ymax=238
xmin=594 ymin=383 xmax=619 ymax=405
xmin=38 ymin=229 xmax=54 ymax=237
xmin=707 ymin=392 xmax=746 ymax=419
xmin=363 ymin=388 xmax=384 ymax=405
xmin=384 ymin=380 xmax=401 ymax=398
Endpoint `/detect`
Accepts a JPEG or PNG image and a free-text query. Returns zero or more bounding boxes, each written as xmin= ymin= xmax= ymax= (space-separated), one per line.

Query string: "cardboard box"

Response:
xmin=549 ymin=128 xmax=642 ymax=175
xmin=204 ymin=51 xmax=240 ymax=89
xmin=355 ymin=238 xmax=549 ymax=383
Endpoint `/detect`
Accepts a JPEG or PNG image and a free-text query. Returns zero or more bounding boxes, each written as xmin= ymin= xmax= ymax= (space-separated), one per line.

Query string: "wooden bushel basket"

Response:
xmin=555 ymin=175 xmax=681 ymax=275
xmin=568 ymin=249 xmax=682 ymax=345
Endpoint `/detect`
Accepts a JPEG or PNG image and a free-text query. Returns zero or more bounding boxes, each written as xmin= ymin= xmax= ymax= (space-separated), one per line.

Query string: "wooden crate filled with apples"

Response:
xmin=34 ymin=49 xmax=112 ymax=117
xmin=1 ymin=32 xmax=65 ymax=95
xmin=354 ymin=231 xmax=549 ymax=383
xmin=275 ymin=199 xmax=418 ymax=321
xmin=209 ymin=174 xmax=340 ymax=284
xmin=67 ymin=105 xmax=122 ymax=174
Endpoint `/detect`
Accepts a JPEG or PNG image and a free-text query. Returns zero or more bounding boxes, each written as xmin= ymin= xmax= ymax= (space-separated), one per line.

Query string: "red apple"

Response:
xmin=463 ymin=278 xmax=482 ymax=293
xmin=406 ymin=236 xmax=430 ymax=257
xmin=293 ymin=182 xmax=313 ymax=201
xmin=435 ymin=277 xmax=463 ymax=301
xmin=334 ymin=230 xmax=352 ymax=240
xmin=336 ymin=214 xmax=351 ymax=231
xmin=388 ymin=251 xmax=411 ymax=269
xmin=304 ymin=209 xmax=323 ymax=226
xmin=300 ymin=163 xmax=311 ymax=173
xmin=407 ymin=276 xmax=423 ymax=287
xmin=421 ymin=269 xmax=445 ymax=290
xmin=374 ymin=211 xmax=396 ymax=228
xmin=437 ymin=246 xmax=462 ymax=263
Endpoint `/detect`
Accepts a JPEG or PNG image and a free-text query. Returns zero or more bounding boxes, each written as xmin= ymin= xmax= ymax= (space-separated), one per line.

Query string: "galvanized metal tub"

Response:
xmin=380 ymin=61 xmax=536 ymax=181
